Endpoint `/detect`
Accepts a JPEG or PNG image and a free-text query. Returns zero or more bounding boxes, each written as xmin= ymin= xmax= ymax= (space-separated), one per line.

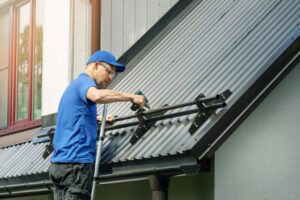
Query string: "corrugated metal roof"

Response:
xmin=0 ymin=142 xmax=50 ymax=179
xmin=99 ymin=0 xmax=300 ymax=164
xmin=0 ymin=0 xmax=299 ymax=180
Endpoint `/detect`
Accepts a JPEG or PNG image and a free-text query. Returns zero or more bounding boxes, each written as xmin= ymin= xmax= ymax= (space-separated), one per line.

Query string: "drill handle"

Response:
xmin=131 ymin=90 xmax=149 ymax=111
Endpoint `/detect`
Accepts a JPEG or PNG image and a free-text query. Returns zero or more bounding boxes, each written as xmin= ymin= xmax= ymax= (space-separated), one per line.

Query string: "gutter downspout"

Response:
xmin=149 ymin=174 xmax=170 ymax=200
xmin=91 ymin=0 xmax=101 ymax=54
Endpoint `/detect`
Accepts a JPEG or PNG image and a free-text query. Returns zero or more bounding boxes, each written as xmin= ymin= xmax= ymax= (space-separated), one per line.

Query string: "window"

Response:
xmin=0 ymin=0 xmax=44 ymax=135
xmin=0 ymin=10 xmax=10 ymax=129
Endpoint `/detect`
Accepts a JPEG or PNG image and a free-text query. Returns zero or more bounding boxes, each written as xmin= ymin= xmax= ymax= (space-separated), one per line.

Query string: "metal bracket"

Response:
xmin=130 ymin=110 xmax=149 ymax=145
xmin=130 ymin=105 xmax=169 ymax=145
xmin=189 ymin=90 xmax=232 ymax=135
xmin=42 ymin=128 xmax=55 ymax=159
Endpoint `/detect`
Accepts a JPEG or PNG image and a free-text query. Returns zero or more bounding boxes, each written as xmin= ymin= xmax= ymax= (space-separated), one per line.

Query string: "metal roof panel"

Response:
xmin=0 ymin=0 xmax=299 ymax=180
xmin=99 ymin=0 xmax=300 ymax=163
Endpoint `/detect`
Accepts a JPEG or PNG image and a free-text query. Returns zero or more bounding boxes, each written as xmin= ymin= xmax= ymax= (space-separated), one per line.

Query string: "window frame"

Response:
xmin=0 ymin=0 xmax=41 ymax=136
xmin=0 ymin=7 xmax=10 ymax=130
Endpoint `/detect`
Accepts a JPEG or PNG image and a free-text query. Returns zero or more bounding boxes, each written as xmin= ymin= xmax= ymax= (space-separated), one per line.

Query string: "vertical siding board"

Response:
xmin=101 ymin=0 xmax=176 ymax=57
xmin=135 ymin=0 xmax=148 ymax=40
xmin=148 ymin=0 xmax=159 ymax=29
xmin=101 ymin=0 xmax=112 ymax=51
xmin=111 ymin=0 xmax=124 ymax=58
xmin=158 ymin=0 xmax=170 ymax=18
xmin=171 ymin=0 xmax=178 ymax=7
xmin=73 ymin=0 xmax=90 ymax=79
xmin=123 ymin=0 xmax=135 ymax=51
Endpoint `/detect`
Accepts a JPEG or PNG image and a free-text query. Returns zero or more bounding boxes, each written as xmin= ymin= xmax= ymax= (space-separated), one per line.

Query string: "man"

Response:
xmin=49 ymin=50 xmax=145 ymax=200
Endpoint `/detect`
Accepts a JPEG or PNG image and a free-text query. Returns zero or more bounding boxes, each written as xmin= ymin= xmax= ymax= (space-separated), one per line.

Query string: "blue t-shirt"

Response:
xmin=51 ymin=73 xmax=98 ymax=164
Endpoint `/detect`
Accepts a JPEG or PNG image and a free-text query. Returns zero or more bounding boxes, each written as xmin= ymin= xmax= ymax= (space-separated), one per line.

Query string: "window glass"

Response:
xmin=33 ymin=0 xmax=44 ymax=120
xmin=0 ymin=69 xmax=8 ymax=128
xmin=0 ymin=0 xmax=44 ymax=135
xmin=0 ymin=11 xmax=10 ymax=128
xmin=0 ymin=11 xmax=9 ymax=70
xmin=16 ymin=2 xmax=30 ymax=121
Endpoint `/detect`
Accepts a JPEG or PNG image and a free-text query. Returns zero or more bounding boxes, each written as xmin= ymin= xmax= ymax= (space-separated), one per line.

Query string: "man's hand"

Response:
xmin=87 ymin=88 xmax=149 ymax=109
xmin=132 ymin=95 xmax=146 ymax=110
xmin=97 ymin=114 xmax=115 ymax=125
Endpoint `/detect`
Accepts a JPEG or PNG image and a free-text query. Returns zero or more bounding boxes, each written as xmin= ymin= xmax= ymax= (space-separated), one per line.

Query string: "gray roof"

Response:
xmin=100 ymin=0 xmax=300 ymax=164
xmin=1 ymin=0 xmax=299 ymax=182
xmin=0 ymin=142 xmax=50 ymax=180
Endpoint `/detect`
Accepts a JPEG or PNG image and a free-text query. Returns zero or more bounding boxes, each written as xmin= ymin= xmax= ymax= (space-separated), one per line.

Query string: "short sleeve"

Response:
xmin=78 ymin=77 xmax=97 ymax=105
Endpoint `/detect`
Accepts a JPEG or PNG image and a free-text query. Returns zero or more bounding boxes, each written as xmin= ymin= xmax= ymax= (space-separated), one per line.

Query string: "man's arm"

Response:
xmin=86 ymin=87 xmax=145 ymax=109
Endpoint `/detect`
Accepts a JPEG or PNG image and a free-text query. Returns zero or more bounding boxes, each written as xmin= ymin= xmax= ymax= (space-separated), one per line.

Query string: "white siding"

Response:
xmin=101 ymin=0 xmax=112 ymax=51
xmin=147 ymin=0 xmax=159 ymax=28
xmin=158 ymin=0 xmax=171 ymax=17
xmin=101 ymin=0 xmax=179 ymax=59
xmin=111 ymin=0 xmax=124 ymax=58
xmin=72 ymin=0 xmax=91 ymax=79
xmin=135 ymin=0 xmax=148 ymax=44
xmin=123 ymin=0 xmax=135 ymax=50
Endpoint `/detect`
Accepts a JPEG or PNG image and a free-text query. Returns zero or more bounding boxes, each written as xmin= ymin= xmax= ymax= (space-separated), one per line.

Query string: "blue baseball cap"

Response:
xmin=87 ymin=50 xmax=125 ymax=72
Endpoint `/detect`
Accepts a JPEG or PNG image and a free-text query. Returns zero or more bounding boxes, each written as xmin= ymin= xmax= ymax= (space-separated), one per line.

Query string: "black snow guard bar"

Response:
xmin=99 ymin=89 xmax=232 ymax=145
xmin=39 ymin=89 xmax=231 ymax=159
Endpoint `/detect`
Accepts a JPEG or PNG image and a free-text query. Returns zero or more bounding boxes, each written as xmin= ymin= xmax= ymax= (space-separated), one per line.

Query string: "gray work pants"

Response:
xmin=49 ymin=163 xmax=94 ymax=200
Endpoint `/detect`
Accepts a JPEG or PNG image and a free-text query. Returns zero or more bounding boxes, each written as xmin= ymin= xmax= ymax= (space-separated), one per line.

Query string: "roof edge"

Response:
xmin=98 ymin=153 xmax=210 ymax=184
xmin=193 ymin=32 xmax=300 ymax=159
xmin=0 ymin=173 xmax=49 ymax=187
xmin=0 ymin=179 xmax=52 ymax=199
xmin=0 ymin=173 xmax=51 ymax=198
xmin=0 ymin=155 xmax=211 ymax=197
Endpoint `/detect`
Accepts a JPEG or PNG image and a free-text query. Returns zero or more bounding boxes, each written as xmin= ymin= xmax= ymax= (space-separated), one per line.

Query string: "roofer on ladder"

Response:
xmin=49 ymin=50 xmax=145 ymax=200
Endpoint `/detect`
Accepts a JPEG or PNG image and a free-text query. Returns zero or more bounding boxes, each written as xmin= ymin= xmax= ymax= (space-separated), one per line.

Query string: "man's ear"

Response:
xmin=111 ymin=65 xmax=117 ymax=72
xmin=93 ymin=62 xmax=98 ymax=69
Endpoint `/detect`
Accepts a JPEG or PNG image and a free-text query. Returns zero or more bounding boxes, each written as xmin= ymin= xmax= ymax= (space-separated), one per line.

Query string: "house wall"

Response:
xmin=215 ymin=62 xmax=300 ymax=200
xmin=42 ymin=0 xmax=72 ymax=116
xmin=71 ymin=0 xmax=180 ymax=84
xmin=72 ymin=0 xmax=91 ymax=79
xmin=42 ymin=0 xmax=178 ymax=116
xmin=101 ymin=0 xmax=178 ymax=59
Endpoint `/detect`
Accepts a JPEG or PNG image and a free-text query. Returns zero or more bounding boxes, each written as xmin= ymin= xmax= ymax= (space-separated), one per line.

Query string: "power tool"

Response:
xmin=131 ymin=90 xmax=150 ymax=111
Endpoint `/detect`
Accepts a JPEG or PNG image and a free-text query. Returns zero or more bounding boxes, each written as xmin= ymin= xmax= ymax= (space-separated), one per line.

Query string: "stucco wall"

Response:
xmin=215 ymin=62 xmax=300 ymax=200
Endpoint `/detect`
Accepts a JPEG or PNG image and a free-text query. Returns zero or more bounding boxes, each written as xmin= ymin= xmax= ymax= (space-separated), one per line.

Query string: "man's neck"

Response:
xmin=85 ymin=68 xmax=94 ymax=80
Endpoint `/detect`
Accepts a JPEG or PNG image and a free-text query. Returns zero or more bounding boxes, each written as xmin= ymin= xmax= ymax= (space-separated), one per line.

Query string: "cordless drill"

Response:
xmin=131 ymin=90 xmax=150 ymax=111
